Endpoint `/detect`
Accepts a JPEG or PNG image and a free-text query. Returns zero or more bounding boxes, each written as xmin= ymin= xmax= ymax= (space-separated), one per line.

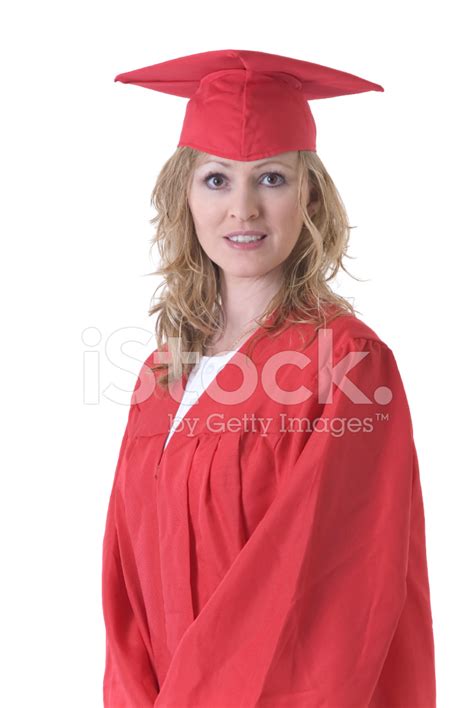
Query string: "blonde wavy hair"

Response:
xmin=146 ymin=146 xmax=360 ymax=388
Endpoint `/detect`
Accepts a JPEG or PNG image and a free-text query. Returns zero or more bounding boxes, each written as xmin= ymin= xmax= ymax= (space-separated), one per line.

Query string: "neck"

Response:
xmin=218 ymin=268 xmax=283 ymax=332
xmin=203 ymin=269 xmax=282 ymax=356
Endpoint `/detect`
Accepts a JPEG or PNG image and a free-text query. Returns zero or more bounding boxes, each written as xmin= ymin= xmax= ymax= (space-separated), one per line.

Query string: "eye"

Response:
xmin=203 ymin=172 xmax=226 ymax=189
xmin=261 ymin=172 xmax=285 ymax=187
xmin=202 ymin=171 xmax=286 ymax=190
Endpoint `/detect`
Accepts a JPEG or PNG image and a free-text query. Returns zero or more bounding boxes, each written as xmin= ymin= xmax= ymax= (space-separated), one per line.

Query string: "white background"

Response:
xmin=1 ymin=1 xmax=472 ymax=705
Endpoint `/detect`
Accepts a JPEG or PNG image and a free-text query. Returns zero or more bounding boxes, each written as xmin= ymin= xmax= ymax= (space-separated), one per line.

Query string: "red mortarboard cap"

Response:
xmin=114 ymin=48 xmax=384 ymax=161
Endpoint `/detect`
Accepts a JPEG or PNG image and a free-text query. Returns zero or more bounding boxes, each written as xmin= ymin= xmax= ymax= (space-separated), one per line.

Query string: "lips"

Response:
xmin=224 ymin=233 xmax=268 ymax=250
xmin=224 ymin=230 xmax=267 ymax=238
xmin=225 ymin=234 xmax=267 ymax=241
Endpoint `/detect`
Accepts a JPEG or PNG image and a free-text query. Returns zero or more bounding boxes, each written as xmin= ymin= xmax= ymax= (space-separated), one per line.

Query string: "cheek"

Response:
xmin=190 ymin=196 xmax=222 ymax=229
xmin=271 ymin=194 xmax=302 ymax=230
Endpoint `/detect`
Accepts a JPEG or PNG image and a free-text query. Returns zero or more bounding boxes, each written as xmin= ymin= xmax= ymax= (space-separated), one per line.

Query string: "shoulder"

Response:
xmin=130 ymin=346 xmax=170 ymax=408
xmin=318 ymin=313 xmax=394 ymax=355
xmin=305 ymin=313 xmax=404 ymax=384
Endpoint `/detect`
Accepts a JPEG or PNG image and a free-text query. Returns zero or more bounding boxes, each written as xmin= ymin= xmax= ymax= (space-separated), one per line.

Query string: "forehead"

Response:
xmin=195 ymin=151 xmax=298 ymax=170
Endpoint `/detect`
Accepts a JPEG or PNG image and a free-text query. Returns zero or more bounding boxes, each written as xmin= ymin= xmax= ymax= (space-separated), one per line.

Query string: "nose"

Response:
xmin=229 ymin=183 xmax=260 ymax=221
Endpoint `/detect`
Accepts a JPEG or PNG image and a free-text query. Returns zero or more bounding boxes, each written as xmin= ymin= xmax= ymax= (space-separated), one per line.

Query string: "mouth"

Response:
xmin=224 ymin=234 xmax=268 ymax=243
xmin=223 ymin=233 xmax=268 ymax=251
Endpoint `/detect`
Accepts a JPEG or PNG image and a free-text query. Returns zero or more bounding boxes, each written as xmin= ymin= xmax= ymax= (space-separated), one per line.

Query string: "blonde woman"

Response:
xmin=101 ymin=50 xmax=436 ymax=707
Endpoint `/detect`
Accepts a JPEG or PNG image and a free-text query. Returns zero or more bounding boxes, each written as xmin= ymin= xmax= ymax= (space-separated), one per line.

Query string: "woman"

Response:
xmin=102 ymin=49 xmax=436 ymax=707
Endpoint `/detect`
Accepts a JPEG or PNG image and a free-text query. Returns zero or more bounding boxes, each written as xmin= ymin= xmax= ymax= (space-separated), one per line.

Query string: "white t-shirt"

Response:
xmin=164 ymin=349 xmax=237 ymax=449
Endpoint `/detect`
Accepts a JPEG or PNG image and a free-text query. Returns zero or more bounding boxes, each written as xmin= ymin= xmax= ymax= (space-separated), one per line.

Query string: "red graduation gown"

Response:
xmin=101 ymin=313 xmax=436 ymax=707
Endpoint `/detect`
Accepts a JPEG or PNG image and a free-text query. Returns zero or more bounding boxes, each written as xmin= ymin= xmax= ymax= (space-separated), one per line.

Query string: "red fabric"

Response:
xmin=101 ymin=313 xmax=436 ymax=707
xmin=114 ymin=49 xmax=384 ymax=160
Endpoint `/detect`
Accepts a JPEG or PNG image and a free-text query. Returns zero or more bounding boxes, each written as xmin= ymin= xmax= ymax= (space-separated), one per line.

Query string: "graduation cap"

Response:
xmin=114 ymin=48 xmax=384 ymax=161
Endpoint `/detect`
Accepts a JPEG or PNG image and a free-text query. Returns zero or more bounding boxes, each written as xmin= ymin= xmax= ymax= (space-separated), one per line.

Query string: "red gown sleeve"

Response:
xmin=101 ymin=368 xmax=160 ymax=707
xmin=254 ymin=336 xmax=434 ymax=706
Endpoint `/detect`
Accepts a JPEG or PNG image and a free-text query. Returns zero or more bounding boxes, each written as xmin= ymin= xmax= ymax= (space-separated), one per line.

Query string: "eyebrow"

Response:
xmin=198 ymin=158 xmax=296 ymax=170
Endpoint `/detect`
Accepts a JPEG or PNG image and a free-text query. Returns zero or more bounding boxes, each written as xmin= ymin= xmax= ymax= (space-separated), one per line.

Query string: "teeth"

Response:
xmin=227 ymin=234 xmax=265 ymax=243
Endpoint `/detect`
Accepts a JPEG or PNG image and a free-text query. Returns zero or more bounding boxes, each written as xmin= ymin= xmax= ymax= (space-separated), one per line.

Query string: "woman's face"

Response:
xmin=187 ymin=151 xmax=314 ymax=279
